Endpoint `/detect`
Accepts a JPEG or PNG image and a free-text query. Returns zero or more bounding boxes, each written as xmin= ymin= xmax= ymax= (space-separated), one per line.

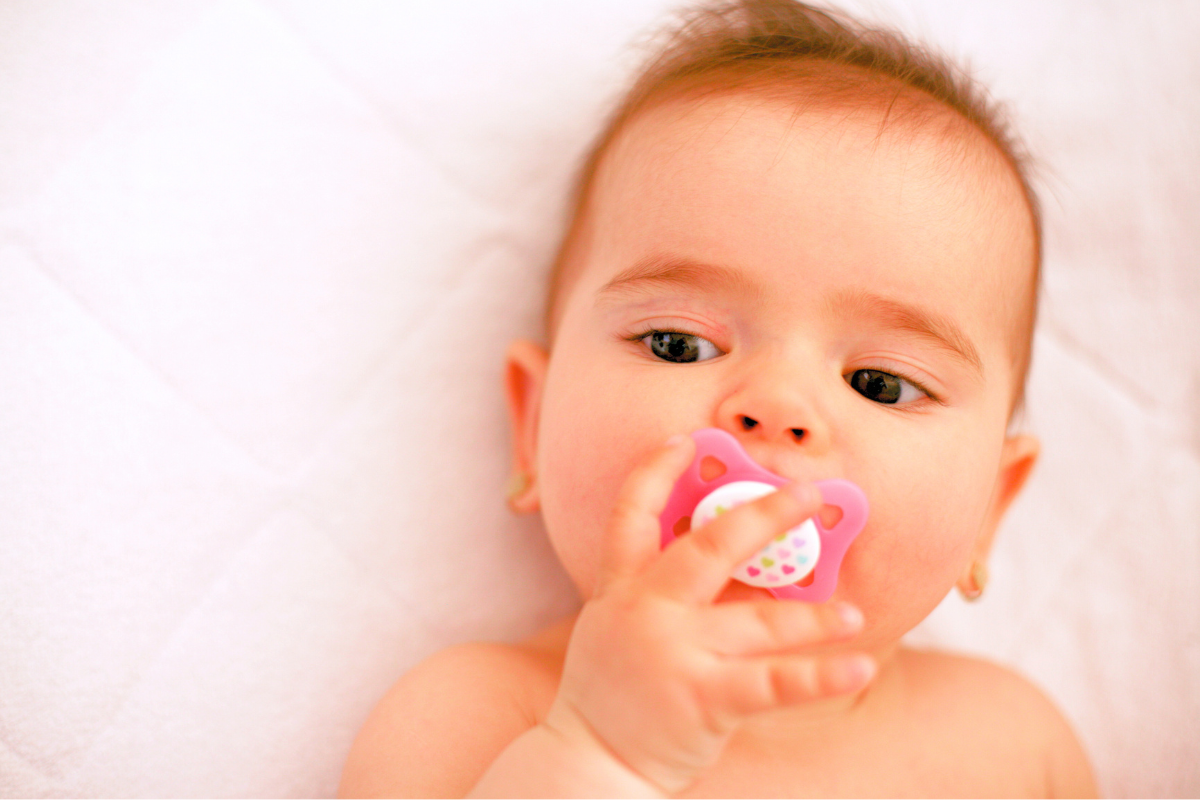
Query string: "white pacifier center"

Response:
xmin=692 ymin=481 xmax=821 ymax=588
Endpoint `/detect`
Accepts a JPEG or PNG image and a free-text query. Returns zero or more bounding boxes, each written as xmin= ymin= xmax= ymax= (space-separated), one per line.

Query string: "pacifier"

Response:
xmin=659 ymin=428 xmax=868 ymax=603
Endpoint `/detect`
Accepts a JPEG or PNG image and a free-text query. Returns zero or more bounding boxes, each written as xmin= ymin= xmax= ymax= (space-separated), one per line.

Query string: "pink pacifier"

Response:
xmin=659 ymin=428 xmax=868 ymax=603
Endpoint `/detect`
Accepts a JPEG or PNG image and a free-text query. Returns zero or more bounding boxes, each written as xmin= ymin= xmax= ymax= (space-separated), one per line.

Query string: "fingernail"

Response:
xmin=835 ymin=602 xmax=864 ymax=632
xmin=829 ymin=654 xmax=876 ymax=693
xmin=844 ymin=655 xmax=876 ymax=687
xmin=783 ymin=481 xmax=820 ymax=506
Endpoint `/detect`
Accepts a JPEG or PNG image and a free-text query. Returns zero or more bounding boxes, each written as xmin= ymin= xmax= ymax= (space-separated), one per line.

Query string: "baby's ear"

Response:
xmin=976 ymin=433 xmax=1040 ymax=559
xmin=503 ymin=339 xmax=549 ymax=513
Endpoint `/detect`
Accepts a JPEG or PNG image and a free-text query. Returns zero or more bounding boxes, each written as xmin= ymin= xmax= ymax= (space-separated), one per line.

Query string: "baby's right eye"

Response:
xmin=641 ymin=331 xmax=722 ymax=363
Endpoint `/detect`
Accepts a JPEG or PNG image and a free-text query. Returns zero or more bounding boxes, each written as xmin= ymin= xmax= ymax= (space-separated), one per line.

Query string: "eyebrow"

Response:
xmin=597 ymin=256 xmax=983 ymax=378
xmin=827 ymin=289 xmax=984 ymax=377
xmin=596 ymin=255 xmax=764 ymax=303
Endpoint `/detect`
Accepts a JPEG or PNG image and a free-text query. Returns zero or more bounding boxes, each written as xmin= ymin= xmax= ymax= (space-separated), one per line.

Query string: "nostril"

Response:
xmin=741 ymin=416 xmax=758 ymax=430
xmin=791 ymin=428 xmax=806 ymax=441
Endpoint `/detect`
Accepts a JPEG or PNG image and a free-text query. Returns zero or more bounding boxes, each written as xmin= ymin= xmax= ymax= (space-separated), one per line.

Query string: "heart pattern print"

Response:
xmin=691 ymin=480 xmax=822 ymax=588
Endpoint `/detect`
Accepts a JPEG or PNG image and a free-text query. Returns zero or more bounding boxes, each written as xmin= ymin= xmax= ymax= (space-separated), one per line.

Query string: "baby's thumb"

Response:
xmin=595 ymin=434 xmax=696 ymax=590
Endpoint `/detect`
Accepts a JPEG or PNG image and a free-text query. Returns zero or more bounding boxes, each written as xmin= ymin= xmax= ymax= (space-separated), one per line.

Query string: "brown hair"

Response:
xmin=546 ymin=0 xmax=1041 ymax=410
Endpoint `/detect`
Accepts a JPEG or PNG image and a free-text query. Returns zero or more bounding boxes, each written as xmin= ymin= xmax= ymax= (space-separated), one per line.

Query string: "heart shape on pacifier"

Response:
xmin=659 ymin=428 xmax=869 ymax=603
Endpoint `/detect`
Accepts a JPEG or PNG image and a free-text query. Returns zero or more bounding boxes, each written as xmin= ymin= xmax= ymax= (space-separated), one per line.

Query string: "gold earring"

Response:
xmin=959 ymin=561 xmax=988 ymax=602
xmin=505 ymin=471 xmax=532 ymax=511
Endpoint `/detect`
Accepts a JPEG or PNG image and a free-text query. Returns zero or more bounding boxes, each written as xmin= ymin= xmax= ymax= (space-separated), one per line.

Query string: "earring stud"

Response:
xmin=505 ymin=470 xmax=532 ymax=511
xmin=959 ymin=560 xmax=988 ymax=602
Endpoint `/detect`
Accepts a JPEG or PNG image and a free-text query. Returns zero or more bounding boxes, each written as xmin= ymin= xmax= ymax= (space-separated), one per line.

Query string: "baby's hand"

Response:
xmin=544 ymin=435 xmax=875 ymax=795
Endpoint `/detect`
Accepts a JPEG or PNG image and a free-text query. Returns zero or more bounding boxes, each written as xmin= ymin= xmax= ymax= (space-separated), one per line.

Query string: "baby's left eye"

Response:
xmin=847 ymin=369 xmax=926 ymax=405
xmin=642 ymin=331 xmax=722 ymax=363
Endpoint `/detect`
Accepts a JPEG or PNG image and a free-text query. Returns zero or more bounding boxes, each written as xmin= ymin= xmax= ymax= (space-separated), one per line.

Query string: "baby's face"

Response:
xmin=516 ymin=92 xmax=1037 ymax=651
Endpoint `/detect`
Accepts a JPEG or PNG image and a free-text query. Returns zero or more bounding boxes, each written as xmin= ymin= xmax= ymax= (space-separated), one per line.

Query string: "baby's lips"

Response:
xmin=658 ymin=428 xmax=869 ymax=602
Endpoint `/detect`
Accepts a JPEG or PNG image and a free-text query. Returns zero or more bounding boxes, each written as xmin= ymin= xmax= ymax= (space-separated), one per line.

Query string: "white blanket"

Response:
xmin=1 ymin=1 xmax=1196 ymax=796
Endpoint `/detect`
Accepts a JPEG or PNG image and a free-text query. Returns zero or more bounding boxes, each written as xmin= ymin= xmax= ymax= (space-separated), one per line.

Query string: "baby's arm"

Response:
xmin=1047 ymin=705 xmax=1098 ymax=798
xmin=338 ymin=641 xmax=558 ymax=798
xmin=896 ymin=648 xmax=1097 ymax=798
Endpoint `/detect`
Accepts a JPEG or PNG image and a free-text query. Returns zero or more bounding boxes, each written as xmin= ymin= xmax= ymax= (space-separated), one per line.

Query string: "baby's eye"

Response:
xmin=847 ymin=368 xmax=926 ymax=405
xmin=642 ymin=331 xmax=722 ymax=363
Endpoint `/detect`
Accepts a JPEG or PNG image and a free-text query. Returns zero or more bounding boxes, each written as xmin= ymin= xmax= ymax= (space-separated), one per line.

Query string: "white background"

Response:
xmin=1 ymin=1 xmax=1197 ymax=796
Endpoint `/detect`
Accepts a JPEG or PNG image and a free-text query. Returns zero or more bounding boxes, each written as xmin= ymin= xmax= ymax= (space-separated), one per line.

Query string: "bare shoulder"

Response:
xmin=338 ymin=639 xmax=561 ymax=798
xmin=898 ymin=647 xmax=1097 ymax=798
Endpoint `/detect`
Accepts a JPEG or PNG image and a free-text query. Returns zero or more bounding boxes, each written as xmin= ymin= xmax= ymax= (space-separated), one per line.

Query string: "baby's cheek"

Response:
xmin=536 ymin=368 xmax=664 ymax=598
xmin=843 ymin=463 xmax=990 ymax=634
xmin=538 ymin=436 xmax=618 ymax=598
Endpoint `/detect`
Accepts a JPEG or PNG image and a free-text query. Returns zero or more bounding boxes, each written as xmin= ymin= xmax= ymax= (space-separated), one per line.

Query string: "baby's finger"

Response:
xmin=700 ymin=600 xmax=864 ymax=656
xmin=717 ymin=652 xmax=876 ymax=719
xmin=647 ymin=481 xmax=823 ymax=603
xmin=596 ymin=434 xmax=697 ymax=589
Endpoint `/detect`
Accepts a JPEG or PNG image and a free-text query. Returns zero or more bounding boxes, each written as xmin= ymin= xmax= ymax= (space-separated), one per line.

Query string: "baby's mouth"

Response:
xmin=662 ymin=428 xmax=867 ymax=604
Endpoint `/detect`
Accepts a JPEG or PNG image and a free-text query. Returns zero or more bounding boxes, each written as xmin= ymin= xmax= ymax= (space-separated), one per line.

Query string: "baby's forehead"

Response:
xmin=598 ymin=88 xmax=1017 ymax=206
xmin=587 ymin=91 xmax=1032 ymax=274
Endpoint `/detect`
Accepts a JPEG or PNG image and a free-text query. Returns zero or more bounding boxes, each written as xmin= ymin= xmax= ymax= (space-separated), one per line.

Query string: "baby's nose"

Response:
xmin=739 ymin=414 xmax=806 ymax=443
xmin=715 ymin=344 xmax=832 ymax=450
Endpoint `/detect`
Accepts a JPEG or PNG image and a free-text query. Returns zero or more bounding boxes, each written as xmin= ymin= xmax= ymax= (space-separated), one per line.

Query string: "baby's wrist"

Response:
xmin=541 ymin=701 xmax=684 ymax=797
xmin=471 ymin=712 xmax=666 ymax=799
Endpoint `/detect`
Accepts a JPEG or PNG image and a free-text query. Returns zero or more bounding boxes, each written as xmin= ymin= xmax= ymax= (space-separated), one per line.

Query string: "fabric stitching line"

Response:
xmin=253 ymin=0 xmax=503 ymax=217
xmin=995 ymin=328 xmax=1159 ymax=648
xmin=275 ymin=234 xmax=526 ymax=632
xmin=1002 ymin=466 xmax=1148 ymax=658
xmin=2 ymin=237 xmax=290 ymax=783
xmin=286 ymin=497 xmax=439 ymax=639
xmin=282 ymin=229 xmax=518 ymax=483
xmin=1036 ymin=314 xmax=1158 ymax=414
xmin=0 ymin=241 xmax=285 ymax=786
xmin=60 ymin=502 xmax=293 ymax=789
xmin=8 ymin=233 xmax=286 ymax=482
xmin=0 ymin=730 xmax=54 ymax=793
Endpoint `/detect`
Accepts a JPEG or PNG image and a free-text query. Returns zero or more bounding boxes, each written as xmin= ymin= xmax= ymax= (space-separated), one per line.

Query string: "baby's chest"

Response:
xmin=678 ymin=724 xmax=1047 ymax=798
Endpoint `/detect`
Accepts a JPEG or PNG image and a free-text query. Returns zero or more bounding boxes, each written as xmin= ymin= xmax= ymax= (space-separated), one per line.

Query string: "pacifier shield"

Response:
xmin=692 ymin=480 xmax=821 ymax=588
xmin=659 ymin=428 xmax=868 ymax=602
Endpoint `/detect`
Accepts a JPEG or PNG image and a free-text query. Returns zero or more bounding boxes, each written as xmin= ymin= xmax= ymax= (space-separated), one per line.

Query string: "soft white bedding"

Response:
xmin=1 ymin=1 xmax=1196 ymax=796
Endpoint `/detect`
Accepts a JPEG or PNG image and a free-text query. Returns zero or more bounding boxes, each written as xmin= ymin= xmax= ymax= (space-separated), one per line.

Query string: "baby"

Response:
xmin=341 ymin=1 xmax=1096 ymax=796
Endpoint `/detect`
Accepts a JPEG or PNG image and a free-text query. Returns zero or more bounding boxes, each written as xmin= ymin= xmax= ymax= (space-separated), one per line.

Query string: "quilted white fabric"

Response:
xmin=1 ymin=1 xmax=1196 ymax=796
